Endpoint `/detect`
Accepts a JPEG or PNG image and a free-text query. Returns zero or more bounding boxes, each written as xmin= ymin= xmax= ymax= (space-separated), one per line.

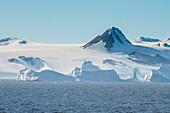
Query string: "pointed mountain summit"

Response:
xmin=83 ymin=27 xmax=132 ymax=50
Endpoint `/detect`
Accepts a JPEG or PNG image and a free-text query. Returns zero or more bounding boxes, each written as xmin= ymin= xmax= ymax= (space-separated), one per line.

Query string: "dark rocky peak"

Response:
xmin=83 ymin=27 xmax=132 ymax=50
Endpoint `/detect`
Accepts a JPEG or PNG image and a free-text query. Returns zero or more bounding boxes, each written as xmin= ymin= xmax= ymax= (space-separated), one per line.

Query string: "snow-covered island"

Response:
xmin=0 ymin=27 xmax=170 ymax=82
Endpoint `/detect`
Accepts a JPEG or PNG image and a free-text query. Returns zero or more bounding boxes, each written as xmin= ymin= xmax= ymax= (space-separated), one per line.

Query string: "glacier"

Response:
xmin=0 ymin=27 xmax=170 ymax=83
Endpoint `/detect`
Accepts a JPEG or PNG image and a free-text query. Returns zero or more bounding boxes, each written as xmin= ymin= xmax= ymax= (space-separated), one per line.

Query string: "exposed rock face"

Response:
xmin=163 ymin=43 xmax=170 ymax=47
xmin=103 ymin=59 xmax=126 ymax=66
xmin=166 ymin=38 xmax=170 ymax=41
xmin=83 ymin=27 xmax=131 ymax=50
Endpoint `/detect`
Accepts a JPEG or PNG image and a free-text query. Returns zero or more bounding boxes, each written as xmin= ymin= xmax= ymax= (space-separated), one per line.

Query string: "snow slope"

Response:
xmin=8 ymin=56 xmax=51 ymax=71
xmin=0 ymin=27 xmax=170 ymax=82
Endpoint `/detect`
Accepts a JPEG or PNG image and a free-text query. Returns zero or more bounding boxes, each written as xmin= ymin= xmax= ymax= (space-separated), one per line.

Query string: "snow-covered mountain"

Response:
xmin=133 ymin=37 xmax=160 ymax=43
xmin=132 ymin=36 xmax=170 ymax=48
xmin=0 ymin=37 xmax=28 ymax=46
xmin=83 ymin=27 xmax=132 ymax=50
xmin=128 ymin=52 xmax=170 ymax=65
xmin=0 ymin=27 xmax=170 ymax=82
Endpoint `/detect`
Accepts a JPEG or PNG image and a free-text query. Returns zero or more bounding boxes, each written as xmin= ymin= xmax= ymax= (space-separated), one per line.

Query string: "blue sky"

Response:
xmin=0 ymin=0 xmax=170 ymax=44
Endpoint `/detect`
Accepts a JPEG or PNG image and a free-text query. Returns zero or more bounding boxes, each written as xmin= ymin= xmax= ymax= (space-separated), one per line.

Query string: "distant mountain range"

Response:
xmin=132 ymin=36 xmax=170 ymax=48
xmin=0 ymin=27 xmax=170 ymax=82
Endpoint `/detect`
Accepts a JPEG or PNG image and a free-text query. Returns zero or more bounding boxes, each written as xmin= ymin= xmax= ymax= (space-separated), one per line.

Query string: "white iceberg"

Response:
xmin=150 ymin=65 xmax=170 ymax=82
xmin=133 ymin=67 xmax=145 ymax=82
xmin=126 ymin=67 xmax=151 ymax=82
xmin=81 ymin=61 xmax=101 ymax=71
xmin=37 ymin=70 xmax=75 ymax=82
xmin=16 ymin=68 xmax=38 ymax=81
xmin=16 ymin=68 xmax=75 ymax=82
xmin=71 ymin=61 xmax=121 ymax=82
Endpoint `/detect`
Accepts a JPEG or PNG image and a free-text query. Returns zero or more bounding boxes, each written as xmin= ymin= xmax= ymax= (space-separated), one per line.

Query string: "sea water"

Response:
xmin=0 ymin=80 xmax=170 ymax=113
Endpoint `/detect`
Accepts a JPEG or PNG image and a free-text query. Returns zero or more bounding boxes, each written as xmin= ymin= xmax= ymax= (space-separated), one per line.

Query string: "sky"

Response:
xmin=0 ymin=0 xmax=170 ymax=44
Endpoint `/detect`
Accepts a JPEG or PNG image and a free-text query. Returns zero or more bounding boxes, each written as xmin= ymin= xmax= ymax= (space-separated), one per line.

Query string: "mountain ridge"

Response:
xmin=83 ymin=27 xmax=132 ymax=50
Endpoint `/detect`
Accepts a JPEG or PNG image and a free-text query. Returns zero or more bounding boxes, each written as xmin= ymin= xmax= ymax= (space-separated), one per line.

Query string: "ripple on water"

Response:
xmin=0 ymin=80 xmax=170 ymax=113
